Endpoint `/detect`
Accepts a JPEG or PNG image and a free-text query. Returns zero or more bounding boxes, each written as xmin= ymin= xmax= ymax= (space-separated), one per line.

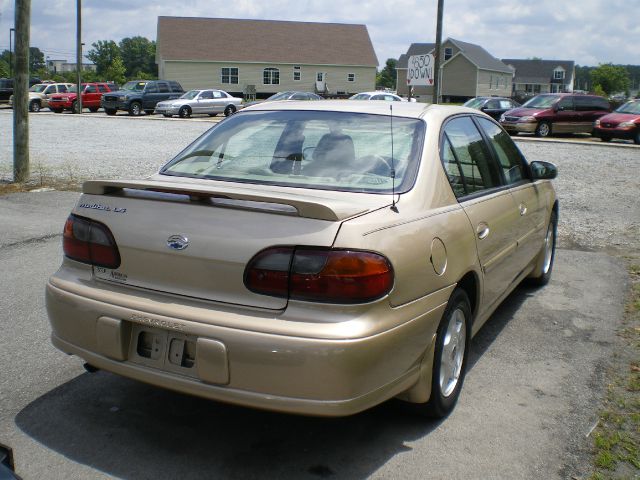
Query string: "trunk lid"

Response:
xmin=74 ymin=178 xmax=390 ymax=309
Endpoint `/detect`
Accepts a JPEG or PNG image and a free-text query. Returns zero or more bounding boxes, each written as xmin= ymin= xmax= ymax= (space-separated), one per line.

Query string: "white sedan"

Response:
xmin=349 ymin=91 xmax=405 ymax=102
xmin=155 ymin=89 xmax=243 ymax=118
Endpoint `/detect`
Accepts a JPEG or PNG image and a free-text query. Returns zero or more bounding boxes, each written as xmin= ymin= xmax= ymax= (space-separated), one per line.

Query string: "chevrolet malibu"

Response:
xmin=46 ymin=101 xmax=558 ymax=417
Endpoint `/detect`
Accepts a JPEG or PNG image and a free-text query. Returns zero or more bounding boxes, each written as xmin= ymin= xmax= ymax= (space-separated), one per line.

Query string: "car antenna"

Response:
xmin=390 ymin=104 xmax=398 ymax=213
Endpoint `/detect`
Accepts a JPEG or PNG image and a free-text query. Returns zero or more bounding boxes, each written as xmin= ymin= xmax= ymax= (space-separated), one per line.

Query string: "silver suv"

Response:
xmin=10 ymin=83 xmax=74 ymax=112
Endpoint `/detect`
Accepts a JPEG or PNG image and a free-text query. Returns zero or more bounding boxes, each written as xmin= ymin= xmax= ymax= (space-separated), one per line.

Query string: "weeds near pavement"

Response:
xmin=589 ymin=262 xmax=640 ymax=479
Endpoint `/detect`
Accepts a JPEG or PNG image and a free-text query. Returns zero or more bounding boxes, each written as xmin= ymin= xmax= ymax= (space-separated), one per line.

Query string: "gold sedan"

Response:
xmin=46 ymin=101 xmax=557 ymax=417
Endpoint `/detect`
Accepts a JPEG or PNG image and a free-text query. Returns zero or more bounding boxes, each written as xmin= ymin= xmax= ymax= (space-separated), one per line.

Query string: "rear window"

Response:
xmin=161 ymin=110 xmax=425 ymax=194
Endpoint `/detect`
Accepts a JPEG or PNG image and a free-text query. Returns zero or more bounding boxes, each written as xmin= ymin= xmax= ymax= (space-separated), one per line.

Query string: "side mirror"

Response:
xmin=530 ymin=161 xmax=557 ymax=180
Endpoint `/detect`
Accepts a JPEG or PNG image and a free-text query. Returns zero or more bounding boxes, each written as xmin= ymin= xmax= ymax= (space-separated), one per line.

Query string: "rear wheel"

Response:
xmin=424 ymin=288 xmax=471 ymax=418
xmin=105 ymin=108 xmax=117 ymax=116
xmin=29 ymin=100 xmax=41 ymax=112
xmin=88 ymin=106 xmax=99 ymax=112
xmin=162 ymin=113 xmax=172 ymax=118
xmin=224 ymin=105 xmax=236 ymax=117
xmin=535 ymin=121 xmax=551 ymax=137
xmin=527 ymin=211 xmax=557 ymax=286
xmin=72 ymin=100 xmax=80 ymax=114
xmin=178 ymin=105 xmax=191 ymax=118
xmin=128 ymin=101 xmax=142 ymax=116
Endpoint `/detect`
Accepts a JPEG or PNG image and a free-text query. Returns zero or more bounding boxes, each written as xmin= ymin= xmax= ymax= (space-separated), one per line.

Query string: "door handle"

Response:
xmin=477 ymin=224 xmax=490 ymax=240
xmin=519 ymin=204 xmax=528 ymax=216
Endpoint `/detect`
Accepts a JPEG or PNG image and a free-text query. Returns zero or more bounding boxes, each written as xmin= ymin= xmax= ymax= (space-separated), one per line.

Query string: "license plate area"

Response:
xmin=128 ymin=324 xmax=199 ymax=378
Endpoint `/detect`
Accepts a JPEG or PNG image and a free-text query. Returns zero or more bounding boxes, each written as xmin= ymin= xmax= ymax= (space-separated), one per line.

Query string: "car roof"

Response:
xmin=242 ymin=99 xmax=475 ymax=119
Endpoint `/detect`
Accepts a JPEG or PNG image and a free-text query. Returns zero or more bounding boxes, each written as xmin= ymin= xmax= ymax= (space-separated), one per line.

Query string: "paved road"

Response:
xmin=0 ymin=110 xmax=635 ymax=479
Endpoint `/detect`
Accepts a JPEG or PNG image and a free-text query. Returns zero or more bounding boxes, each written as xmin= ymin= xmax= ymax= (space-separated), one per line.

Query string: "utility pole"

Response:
xmin=13 ymin=0 xmax=30 ymax=183
xmin=432 ymin=0 xmax=444 ymax=104
xmin=76 ymin=0 xmax=82 ymax=113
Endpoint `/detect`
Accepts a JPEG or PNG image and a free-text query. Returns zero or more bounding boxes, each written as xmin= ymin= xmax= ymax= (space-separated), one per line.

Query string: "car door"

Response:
xmin=83 ymin=84 xmax=98 ymax=107
xmin=476 ymin=117 xmax=545 ymax=265
xmin=441 ymin=116 xmax=522 ymax=311
xmin=481 ymin=99 xmax=502 ymax=119
xmin=552 ymin=96 xmax=578 ymax=133
xmin=211 ymin=90 xmax=227 ymax=113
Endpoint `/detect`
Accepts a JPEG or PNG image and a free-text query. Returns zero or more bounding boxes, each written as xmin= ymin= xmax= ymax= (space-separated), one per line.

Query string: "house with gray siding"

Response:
xmin=396 ymin=38 xmax=512 ymax=102
xmin=502 ymin=59 xmax=575 ymax=95
xmin=156 ymin=17 xmax=378 ymax=98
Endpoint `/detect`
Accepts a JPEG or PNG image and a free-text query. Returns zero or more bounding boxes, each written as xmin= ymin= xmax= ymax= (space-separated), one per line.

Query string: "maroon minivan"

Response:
xmin=499 ymin=93 xmax=610 ymax=137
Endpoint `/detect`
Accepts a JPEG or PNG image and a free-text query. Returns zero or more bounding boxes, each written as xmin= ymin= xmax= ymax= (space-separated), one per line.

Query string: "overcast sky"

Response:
xmin=1 ymin=0 xmax=638 ymax=67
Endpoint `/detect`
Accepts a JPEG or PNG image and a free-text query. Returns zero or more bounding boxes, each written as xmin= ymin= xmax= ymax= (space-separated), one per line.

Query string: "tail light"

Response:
xmin=245 ymin=247 xmax=393 ymax=304
xmin=63 ymin=214 xmax=121 ymax=269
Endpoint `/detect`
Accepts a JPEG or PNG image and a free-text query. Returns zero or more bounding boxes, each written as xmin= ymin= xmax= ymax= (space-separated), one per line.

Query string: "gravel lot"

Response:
xmin=2 ymin=109 xmax=638 ymax=255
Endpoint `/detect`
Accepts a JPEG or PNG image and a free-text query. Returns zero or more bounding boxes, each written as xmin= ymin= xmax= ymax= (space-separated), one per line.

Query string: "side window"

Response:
xmin=85 ymin=85 xmax=97 ymax=93
xmin=441 ymin=137 xmax=466 ymax=197
xmin=371 ymin=95 xmax=385 ymax=101
xmin=557 ymin=96 xmax=574 ymax=111
xmin=485 ymin=99 xmax=500 ymax=109
xmin=97 ymin=84 xmax=109 ymax=93
xmin=145 ymin=83 xmax=158 ymax=93
xmin=199 ymin=91 xmax=213 ymax=99
xmin=170 ymin=82 xmax=183 ymax=93
xmin=476 ymin=118 xmax=524 ymax=184
xmin=44 ymin=86 xmax=56 ymax=94
xmin=212 ymin=91 xmax=224 ymax=98
xmin=442 ymin=116 xmax=503 ymax=196
xmin=574 ymin=96 xmax=593 ymax=111
xmin=290 ymin=93 xmax=306 ymax=100
xmin=58 ymin=85 xmax=68 ymax=93
xmin=595 ymin=98 xmax=610 ymax=111
xmin=157 ymin=82 xmax=170 ymax=93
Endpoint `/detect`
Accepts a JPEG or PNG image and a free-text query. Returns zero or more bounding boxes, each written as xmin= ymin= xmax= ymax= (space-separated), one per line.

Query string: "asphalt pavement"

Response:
xmin=0 ymin=190 xmax=627 ymax=479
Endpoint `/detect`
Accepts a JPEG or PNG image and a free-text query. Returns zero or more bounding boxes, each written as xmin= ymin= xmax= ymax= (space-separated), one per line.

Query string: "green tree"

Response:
xmin=0 ymin=58 xmax=8 ymax=78
xmin=87 ymin=40 xmax=121 ymax=77
xmin=119 ymin=36 xmax=157 ymax=79
xmin=29 ymin=47 xmax=46 ymax=73
xmin=590 ymin=64 xmax=631 ymax=96
xmin=104 ymin=56 xmax=126 ymax=85
xmin=376 ymin=58 xmax=397 ymax=89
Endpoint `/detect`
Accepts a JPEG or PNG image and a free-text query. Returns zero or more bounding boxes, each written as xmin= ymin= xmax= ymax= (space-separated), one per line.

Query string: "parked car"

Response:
xmin=101 ymin=80 xmax=184 ymax=116
xmin=48 ymin=82 xmax=114 ymax=113
xmin=499 ymin=93 xmax=610 ymax=137
xmin=0 ymin=77 xmax=42 ymax=104
xmin=244 ymin=91 xmax=324 ymax=107
xmin=593 ymin=99 xmax=640 ymax=144
xmin=155 ymin=89 xmax=243 ymax=118
xmin=9 ymin=83 xmax=74 ymax=112
xmin=350 ymin=91 xmax=405 ymax=101
xmin=46 ymin=101 xmax=557 ymax=418
xmin=463 ymin=97 xmax=520 ymax=120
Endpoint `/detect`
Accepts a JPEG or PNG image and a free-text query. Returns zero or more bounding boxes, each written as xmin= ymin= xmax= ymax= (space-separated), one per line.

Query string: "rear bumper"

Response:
xmin=46 ymin=274 xmax=449 ymax=416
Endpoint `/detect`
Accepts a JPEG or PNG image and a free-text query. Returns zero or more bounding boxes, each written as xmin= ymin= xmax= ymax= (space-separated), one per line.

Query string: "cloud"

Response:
xmin=0 ymin=0 xmax=637 ymax=68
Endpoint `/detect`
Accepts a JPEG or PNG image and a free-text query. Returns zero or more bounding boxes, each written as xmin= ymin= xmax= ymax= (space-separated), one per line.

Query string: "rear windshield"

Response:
xmin=161 ymin=110 xmax=425 ymax=194
xmin=522 ymin=95 xmax=561 ymax=109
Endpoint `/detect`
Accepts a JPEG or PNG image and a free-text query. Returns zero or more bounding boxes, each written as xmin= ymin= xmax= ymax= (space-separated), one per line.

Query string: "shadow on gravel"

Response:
xmin=15 ymin=287 xmax=533 ymax=480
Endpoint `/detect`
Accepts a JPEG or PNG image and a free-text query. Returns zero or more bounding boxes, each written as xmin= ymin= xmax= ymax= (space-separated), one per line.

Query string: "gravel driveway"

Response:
xmin=2 ymin=109 xmax=638 ymax=255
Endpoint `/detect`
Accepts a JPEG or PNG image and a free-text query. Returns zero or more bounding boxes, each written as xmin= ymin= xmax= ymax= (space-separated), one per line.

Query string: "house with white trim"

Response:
xmin=396 ymin=38 xmax=513 ymax=102
xmin=501 ymin=59 xmax=575 ymax=95
xmin=156 ymin=17 xmax=378 ymax=98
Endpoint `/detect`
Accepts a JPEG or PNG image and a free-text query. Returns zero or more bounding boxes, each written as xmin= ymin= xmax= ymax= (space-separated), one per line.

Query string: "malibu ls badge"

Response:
xmin=167 ymin=234 xmax=189 ymax=251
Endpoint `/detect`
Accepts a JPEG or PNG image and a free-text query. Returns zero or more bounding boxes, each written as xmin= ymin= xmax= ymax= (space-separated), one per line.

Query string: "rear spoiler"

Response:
xmin=82 ymin=179 xmax=379 ymax=222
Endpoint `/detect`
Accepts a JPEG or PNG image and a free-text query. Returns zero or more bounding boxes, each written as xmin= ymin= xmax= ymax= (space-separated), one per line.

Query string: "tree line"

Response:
xmin=0 ymin=36 xmax=157 ymax=85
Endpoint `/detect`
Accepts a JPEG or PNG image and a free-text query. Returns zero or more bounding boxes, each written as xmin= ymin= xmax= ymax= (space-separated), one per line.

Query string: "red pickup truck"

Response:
xmin=48 ymin=82 xmax=116 ymax=113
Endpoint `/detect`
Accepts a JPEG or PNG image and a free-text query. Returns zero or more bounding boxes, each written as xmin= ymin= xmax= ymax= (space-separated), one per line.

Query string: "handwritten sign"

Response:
xmin=407 ymin=54 xmax=434 ymax=86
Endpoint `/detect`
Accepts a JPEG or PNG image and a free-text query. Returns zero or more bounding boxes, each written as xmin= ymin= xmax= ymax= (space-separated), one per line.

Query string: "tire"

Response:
xmin=145 ymin=109 xmax=154 ymax=115
xmin=634 ymin=129 xmax=640 ymax=145
xmin=178 ymin=106 xmax=191 ymax=118
xmin=424 ymin=288 xmax=471 ymax=418
xmin=224 ymin=105 xmax=236 ymax=117
xmin=71 ymin=100 xmax=80 ymax=114
xmin=128 ymin=102 xmax=142 ymax=116
xmin=162 ymin=114 xmax=172 ymax=118
xmin=29 ymin=100 xmax=41 ymax=112
xmin=535 ymin=121 xmax=551 ymax=138
xmin=105 ymin=108 xmax=117 ymax=116
xmin=599 ymin=135 xmax=612 ymax=142
xmin=527 ymin=210 xmax=557 ymax=286
xmin=208 ymin=113 xmax=218 ymax=117
xmin=51 ymin=108 xmax=63 ymax=113
xmin=88 ymin=106 xmax=99 ymax=113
